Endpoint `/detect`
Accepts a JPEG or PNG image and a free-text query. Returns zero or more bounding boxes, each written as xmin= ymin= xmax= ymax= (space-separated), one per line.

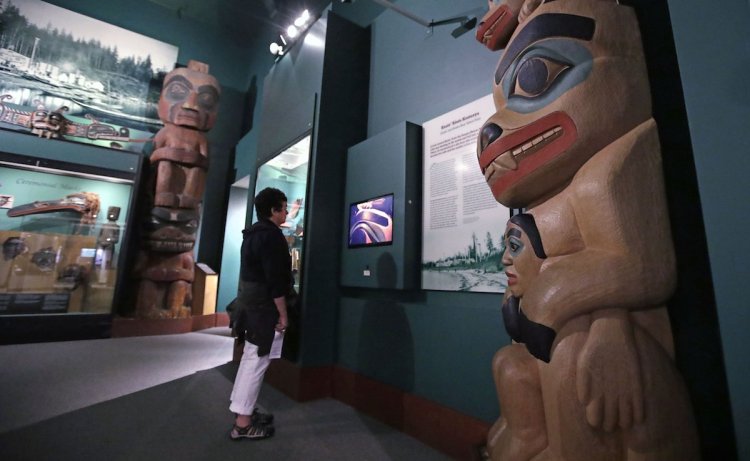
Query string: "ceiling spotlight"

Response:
xmin=270 ymin=9 xmax=320 ymax=60
xmin=269 ymin=42 xmax=283 ymax=55
xmin=294 ymin=9 xmax=310 ymax=27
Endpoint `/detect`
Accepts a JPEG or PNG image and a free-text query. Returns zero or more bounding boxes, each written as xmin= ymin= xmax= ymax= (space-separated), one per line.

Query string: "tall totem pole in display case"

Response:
xmin=475 ymin=1 xmax=699 ymax=460
xmin=135 ymin=60 xmax=221 ymax=319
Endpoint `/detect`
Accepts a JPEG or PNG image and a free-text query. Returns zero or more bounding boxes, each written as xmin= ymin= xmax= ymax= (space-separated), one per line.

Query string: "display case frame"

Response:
xmin=253 ymin=131 xmax=312 ymax=361
xmin=253 ymin=132 xmax=312 ymax=292
xmin=0 ymin=149 xmax=143 ymax=343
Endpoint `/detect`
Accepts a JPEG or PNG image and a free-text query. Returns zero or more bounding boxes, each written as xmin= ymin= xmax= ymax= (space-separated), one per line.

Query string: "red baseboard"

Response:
xmin=332 ymin=367 xmax=404 ymax=428
xmin=215 ymin=312 xmax=230 ymax=327
xmin=264 ymin=358 xmax=332 ymax=401
xmin=191 ymin=314 xmax=216 ymax=331
xmin=264 ymin=360 xmax=490 ymax=461
xmin=403 ymin=392 xmax=490 ymax=461
xmin=112 ymin=313 xmax=226 ymax=337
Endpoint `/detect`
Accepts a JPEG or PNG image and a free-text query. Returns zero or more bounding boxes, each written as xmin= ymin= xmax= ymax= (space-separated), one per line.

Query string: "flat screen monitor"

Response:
xmin=348 ymin=193 xmax=394 ymax=248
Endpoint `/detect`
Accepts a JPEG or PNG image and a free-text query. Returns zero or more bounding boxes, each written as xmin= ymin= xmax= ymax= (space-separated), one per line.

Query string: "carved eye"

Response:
xmin=507 ymin=236 xmax=525 ymax=256
xmin=511 ymin=56 xmax=570 ymax=98
xmin=198 ymin=90 xmax=218 ymax=110
xmin=166 ymin=82 xmax=190 ymax=101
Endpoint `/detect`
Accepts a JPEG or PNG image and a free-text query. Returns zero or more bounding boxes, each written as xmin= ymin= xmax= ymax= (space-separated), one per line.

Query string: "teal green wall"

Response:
xmin=366 ymin=0 xmax=495 ymax=134
xmin=338 ymin=291 xmax=505 ymax=420
xmin=296 ymin=11 xmax=370 ymax=365
xmin=337 ymin=0 xmax=506 ymax=423
xmin=667 ymin=1 xmax=750 ymax=459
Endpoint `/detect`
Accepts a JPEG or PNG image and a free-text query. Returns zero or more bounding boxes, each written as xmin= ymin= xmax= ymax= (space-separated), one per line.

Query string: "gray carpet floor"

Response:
xmin=0 ymin=327 xmax=450 ymax=460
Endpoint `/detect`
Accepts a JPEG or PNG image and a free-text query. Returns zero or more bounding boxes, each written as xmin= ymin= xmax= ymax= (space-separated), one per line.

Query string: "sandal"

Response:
xmin=230 ymin=422 xmax=275 ymax=440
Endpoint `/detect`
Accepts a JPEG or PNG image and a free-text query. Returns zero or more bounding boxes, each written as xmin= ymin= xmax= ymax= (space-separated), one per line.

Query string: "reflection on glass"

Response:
xmin=254 ymin=135 xmax=310 ymax=290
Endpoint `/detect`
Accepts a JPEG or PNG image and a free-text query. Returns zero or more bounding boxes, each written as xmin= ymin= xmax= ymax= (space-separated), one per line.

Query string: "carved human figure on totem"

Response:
xmin=134 ymin=251 xmax=195 ymax=318
xmin=135 ymin=60 xmax=220 ymax=319
xmin=475 ymin=1 xmax=699 ymax=460
xmin=488 ymin=214 xmax=548 ymax=460
xmin=152 ymin=60 xmax=220 ymax=210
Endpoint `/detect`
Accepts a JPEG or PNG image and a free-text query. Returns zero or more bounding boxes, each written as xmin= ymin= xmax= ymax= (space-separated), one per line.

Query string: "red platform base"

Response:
xmin=112 ymin=312 xmax=230 ymax=337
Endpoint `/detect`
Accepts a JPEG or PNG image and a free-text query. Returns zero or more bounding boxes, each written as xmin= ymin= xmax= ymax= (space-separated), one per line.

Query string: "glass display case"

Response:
xmin=254 ymin=134 xmax=310 ymax=292
xmin=0 ymin=153 xmax=137 ymax=316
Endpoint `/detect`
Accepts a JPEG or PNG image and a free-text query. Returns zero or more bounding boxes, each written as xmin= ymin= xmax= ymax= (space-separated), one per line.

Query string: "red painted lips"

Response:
xmin=479 ymin=111 xmax=577 ymax=198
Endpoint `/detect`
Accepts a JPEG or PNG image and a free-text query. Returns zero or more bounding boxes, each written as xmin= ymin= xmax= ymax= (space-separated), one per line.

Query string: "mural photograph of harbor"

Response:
xmin=0 ymin=0 xmax=179 ymax=153
xmin=422 ymin=230 xmax=508 ymax=293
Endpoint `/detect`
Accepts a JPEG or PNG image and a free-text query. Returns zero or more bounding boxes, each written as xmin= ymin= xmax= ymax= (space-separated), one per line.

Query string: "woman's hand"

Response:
xmin=275 ymin=314 xmax=288 ymax=333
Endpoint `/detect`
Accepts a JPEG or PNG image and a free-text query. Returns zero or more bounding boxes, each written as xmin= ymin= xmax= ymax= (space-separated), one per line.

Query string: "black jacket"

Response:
xmin=240 ymin=218 xmax=291 ymax=299
xmin=233 ymin=218 xmax=292 ymax=356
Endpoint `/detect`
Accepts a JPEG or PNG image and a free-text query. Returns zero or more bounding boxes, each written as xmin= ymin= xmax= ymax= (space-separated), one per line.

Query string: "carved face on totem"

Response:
xmin=143 ymin=207 xmax=200 ymax=253
xmin=502 ymin=213 xmax=546 ymax=298
xmin=477 ymin=0 xmax=652 ymax=208
xmin=158 ymin=65 xmax=220 ymax=131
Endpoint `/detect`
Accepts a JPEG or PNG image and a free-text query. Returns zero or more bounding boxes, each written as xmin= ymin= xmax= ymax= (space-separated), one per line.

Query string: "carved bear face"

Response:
xmin=477 ymin=0 xmax=652 ymax=208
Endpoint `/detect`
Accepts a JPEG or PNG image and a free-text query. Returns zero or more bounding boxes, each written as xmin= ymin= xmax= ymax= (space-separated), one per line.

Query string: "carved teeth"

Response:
xmin=496 ymin=152 xmax=518 ymax=170
xmin=483 ymin=13 xmax=502 ymax=41
xmin=487 ymin=126 xmax=562 ymax=174
xmin=507 ymin=126 xmax=561 ymax=160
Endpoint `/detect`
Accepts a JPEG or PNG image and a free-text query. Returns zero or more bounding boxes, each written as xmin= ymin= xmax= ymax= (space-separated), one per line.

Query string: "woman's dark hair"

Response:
xmin=254 ymin=187 xmax=287 ymax=219
xmin=509 ymin=213 xmax=547 ymax=259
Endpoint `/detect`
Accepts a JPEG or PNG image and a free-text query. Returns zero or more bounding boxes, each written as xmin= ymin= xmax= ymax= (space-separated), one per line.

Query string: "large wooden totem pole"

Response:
xmin=135 ymin=60 xmax=221 ymax=319
xmin=475 ymin=1 xmax=699 ymax=459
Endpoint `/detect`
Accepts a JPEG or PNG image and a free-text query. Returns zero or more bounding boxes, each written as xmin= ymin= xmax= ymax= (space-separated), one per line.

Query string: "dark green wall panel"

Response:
xmin=338 ymin=291 xmax=506 ymax=422
xmin=336 ymin=0 xmax=506 ymax=422
xmin=667 ymin=0 xmax=748 ymax=458
xmin=299 ymin=12 xmax=371 ymax=365
xmin=340 ymin=122 xmax=421 ymax=290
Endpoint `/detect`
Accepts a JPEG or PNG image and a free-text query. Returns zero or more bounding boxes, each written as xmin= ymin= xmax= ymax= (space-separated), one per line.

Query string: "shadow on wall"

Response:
xmin=356 ymin=252 xmax=415 ymax=393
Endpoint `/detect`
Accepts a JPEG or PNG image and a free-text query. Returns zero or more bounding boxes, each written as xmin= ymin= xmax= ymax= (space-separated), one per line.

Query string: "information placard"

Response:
xmin=421 ymin=94 xmax=509 ymax=293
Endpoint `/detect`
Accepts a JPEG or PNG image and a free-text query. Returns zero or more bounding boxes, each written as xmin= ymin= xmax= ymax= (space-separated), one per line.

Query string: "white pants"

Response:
xmin=229 ymin=341 xmax=272 ymax=416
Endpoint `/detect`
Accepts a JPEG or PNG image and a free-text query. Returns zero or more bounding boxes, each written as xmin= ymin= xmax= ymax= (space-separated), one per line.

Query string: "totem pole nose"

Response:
xmin=480 ymin=123 xmax=503 ymax=152
xmin=182 ymin=91 xmax=199 ymax=110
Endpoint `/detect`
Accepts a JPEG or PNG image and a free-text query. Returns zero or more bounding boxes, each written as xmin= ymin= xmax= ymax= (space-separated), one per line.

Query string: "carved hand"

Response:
xmin=576 ymin=310 xmax=644 ymax=432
